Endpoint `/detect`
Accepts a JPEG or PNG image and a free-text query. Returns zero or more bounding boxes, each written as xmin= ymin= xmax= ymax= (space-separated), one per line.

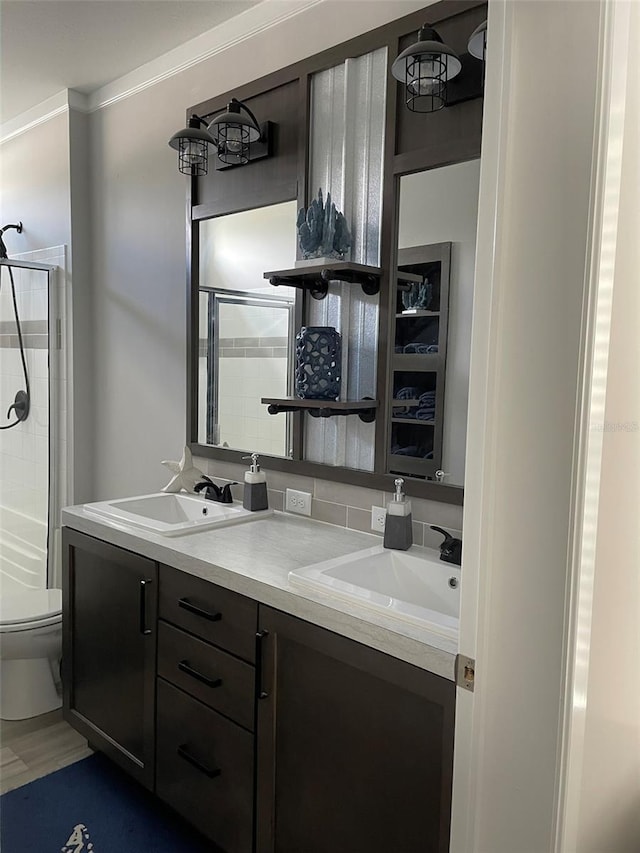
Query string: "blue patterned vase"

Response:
xmin=295 ymin=326 xmax=342 ymax=400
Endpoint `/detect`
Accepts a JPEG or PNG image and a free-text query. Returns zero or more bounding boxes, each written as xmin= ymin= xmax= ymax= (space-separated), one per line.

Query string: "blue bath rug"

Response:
xmin=0 ymin=752 xmax=212 ymax=852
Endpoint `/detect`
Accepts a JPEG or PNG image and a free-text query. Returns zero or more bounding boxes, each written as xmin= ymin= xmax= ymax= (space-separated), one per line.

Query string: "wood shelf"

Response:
xmin=262 ymin=396 xmax=377 ymax=423
xmin=391 ymin=417 xmax=435 ymax=426
xmin=264 ymin=262 xmax=382 ymax=301
xmin=395 ymin=310 xmax=440 ymax=317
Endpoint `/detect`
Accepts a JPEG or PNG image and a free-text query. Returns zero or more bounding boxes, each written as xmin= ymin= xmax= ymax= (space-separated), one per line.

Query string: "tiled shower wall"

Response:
xmin=194 ymin=456 xmax=463 ymax=549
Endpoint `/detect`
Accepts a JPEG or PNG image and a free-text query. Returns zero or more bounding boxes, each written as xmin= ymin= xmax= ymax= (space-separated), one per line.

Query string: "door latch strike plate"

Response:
xmin=455 ymin=654 xmax=475 ymax=691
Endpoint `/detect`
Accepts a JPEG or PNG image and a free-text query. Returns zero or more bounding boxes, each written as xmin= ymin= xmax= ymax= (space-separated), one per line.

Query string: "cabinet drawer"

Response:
xmin=159 ymin=565 xmax=257 ymax=662
xmin=156 ymin=679 xmax=254 ymax=853
xmin=158 ymin=621 xmax=255 ymax=731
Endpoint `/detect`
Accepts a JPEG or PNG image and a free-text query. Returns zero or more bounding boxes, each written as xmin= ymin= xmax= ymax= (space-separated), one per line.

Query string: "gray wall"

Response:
xmin=87 ymin=0 xmax=424 ymax=500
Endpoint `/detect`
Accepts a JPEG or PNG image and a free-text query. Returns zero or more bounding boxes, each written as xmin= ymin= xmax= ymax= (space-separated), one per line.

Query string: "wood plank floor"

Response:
xmin=0 ymin=709 xmax=92 ymax=794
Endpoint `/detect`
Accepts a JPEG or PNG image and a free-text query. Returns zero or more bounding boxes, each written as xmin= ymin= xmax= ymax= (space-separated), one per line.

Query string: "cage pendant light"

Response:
xmin=168 ymin=115 xmax=215 ymax=176
xmin=208 ymin=98 xmax=262 ymax=166
xmin=391 ymin=24 xmax=462 ymax=113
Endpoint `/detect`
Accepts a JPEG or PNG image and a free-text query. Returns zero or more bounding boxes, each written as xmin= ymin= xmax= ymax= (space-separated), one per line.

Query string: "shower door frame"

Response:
xmin=1 ymin=258 xmax=57 ymax=588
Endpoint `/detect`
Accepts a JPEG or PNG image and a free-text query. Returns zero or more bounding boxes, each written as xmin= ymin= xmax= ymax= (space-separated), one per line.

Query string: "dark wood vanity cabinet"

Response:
xmin=63 ymin=531 xmax=455 ymax=853
xmin=62 ymin=528 xmax=157 ymax=789
xmin=255 ymin=606 xmax=456 ymax=853
xmin=155 ymin=565 xmax=258 ymax=853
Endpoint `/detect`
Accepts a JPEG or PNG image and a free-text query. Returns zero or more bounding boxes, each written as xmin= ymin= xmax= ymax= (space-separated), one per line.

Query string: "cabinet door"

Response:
xmin=256 ymin=606 xmax=455 ymax=853
xmin=62 ymin=528 xmax=157 ymax=789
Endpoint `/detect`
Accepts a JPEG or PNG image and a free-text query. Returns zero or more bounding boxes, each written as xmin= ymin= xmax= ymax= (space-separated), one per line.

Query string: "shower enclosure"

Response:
xmin=0 ymin=255 xmax=62 ymax=594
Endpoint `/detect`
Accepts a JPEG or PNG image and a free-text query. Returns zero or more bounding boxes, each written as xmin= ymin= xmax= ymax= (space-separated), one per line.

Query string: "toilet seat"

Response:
xmin=0 ymin=589 xmax=62 ymax=633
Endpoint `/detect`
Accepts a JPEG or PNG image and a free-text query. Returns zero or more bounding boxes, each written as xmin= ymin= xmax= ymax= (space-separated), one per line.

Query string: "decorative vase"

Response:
xmin=295 ymin=326 xmax=342 ymax=400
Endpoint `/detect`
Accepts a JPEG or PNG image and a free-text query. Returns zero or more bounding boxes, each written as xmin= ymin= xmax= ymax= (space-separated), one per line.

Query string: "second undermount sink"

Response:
xmin=289 ymin=544 xmax=460 ymax=640
xmin=84 ymin=492 xmax=272 ymax=536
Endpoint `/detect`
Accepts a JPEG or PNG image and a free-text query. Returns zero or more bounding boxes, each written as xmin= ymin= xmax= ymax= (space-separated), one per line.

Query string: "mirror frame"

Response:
xmin=186 ymin=0 xmax=487 ymax=506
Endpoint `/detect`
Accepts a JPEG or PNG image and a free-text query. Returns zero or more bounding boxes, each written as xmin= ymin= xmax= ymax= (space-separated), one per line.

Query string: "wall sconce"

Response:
xmin=169 ymin=98 xmax=272 ymax=174
xmin=467 ymin=20 xmax=487 ymax=61
xmin=168 ymin=115 xmax=216 ymax=176
xmin=208 ymin=98 xmax=268 ymax=167
xmin=391 ymin=24 xmax=462 ymax=113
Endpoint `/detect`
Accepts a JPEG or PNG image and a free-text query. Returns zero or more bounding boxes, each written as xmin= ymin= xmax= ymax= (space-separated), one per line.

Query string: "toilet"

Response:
xmin=0 ymin=588 xmax=63 ymax=720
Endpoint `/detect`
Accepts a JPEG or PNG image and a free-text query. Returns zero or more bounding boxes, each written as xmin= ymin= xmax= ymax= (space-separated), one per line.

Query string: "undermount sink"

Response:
xmin=84 ymin=492 xmax=272 ymax=536
xmin=289 ymin=544 xmax=460 ymax=639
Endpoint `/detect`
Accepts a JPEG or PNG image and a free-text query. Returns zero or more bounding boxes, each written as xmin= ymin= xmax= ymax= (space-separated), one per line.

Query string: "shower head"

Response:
xmin=0 ymin=222 xmax=22 ymax=259
xmin=0 ymin=222 xmax=23 ymax=235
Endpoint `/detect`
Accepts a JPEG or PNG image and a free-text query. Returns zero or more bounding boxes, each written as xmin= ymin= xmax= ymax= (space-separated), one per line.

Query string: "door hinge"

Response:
xmin=455 ymin=654 xmax=475 ymax=692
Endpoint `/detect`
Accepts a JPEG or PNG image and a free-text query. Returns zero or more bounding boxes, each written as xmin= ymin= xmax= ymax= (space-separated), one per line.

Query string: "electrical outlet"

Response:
xmin=285 ymin=488 xmax=312 ymax=516
xmin=371 ymin=505 xmax=387 ymax=533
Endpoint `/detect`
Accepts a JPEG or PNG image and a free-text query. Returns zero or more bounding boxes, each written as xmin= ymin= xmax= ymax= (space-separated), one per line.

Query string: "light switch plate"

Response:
xmin=285 ymin=488 xmax=312 ymax=516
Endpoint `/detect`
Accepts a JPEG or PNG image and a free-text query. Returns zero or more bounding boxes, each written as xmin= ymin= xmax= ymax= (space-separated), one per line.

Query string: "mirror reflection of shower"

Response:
xmin=0 ymin=222 xmax=31 ymax=430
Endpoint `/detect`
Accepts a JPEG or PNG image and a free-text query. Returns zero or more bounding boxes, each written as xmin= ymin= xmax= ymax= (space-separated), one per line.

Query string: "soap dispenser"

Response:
xmin=383 ymin=478 xmax=413 ymax=551
xmin=242 ymin=453 xmax=268 ymax=511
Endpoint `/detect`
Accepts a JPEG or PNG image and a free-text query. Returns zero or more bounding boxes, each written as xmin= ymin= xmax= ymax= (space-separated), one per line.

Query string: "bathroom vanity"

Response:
xmin=61 ymin=510 xmax=457 ymax=853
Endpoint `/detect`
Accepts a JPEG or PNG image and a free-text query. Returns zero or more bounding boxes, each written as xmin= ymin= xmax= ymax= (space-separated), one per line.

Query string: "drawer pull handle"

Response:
xmin=178 ymin=660 xmax=222 ymax=689
xmin=139 ymin=579 xmax=152 ymax=636
xmin=177 ymin=744 xmax=221 ymax=779
xmin=178 ymin=597 xmax=222 ymax=622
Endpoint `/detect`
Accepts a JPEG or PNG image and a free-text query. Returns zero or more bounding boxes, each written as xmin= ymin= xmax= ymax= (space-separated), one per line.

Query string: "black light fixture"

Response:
xmin=391 ymin=24 xmax=462 ymax=113
xmin=168 ymin=115 xmax=216 ymax=176
xmin=467 ymin=20 xmax=488 ymax=61
xmin=208 ymin=98 xmax=264 ymax=166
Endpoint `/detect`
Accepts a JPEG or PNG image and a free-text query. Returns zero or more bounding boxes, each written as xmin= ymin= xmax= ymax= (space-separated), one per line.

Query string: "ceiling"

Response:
xmin=0 ymin=0 xmax=260 ymax=124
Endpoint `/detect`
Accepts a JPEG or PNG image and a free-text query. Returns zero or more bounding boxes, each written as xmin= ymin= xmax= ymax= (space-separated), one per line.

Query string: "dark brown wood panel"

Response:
xmin=194 ymin=81 xmax=299 ymax=218
xmin=62 ymin=528 xmax=157 ymax=790
xmin=159 ymin=565 xmax=258 ymax=662
xmin=256 ymin=606 xmax=456 ymax=853
xmin=158 ymin=620 xmax=255 ymax=731
xmin=394 ymin=4 xmax=486 ymax=164
xmin=156 ymin=679 xmax=254 ymax=853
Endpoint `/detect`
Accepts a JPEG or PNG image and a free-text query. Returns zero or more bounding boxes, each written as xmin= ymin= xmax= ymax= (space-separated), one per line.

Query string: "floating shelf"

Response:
xmin=396 ymin=310 xmax=440 ymax=318
xmin=396 ymin=271 xmax=423 ymax=291
xmin=262 ymin=396 xmax=377 ymax=423
xmin=264 ymin=262 xmax=382 ymax=301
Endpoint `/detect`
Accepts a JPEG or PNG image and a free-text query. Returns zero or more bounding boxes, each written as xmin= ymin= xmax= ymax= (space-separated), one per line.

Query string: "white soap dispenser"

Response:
xmin=242 ymin=453 xmax=268 ymax=511
xmin=383 ymin=478 xmax=413 ymax=550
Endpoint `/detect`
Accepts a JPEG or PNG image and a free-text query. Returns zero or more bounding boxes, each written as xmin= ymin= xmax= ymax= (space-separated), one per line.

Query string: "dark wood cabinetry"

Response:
xmin=62 ymin=528 xmax=157 ymax=789
xmin=63 ymin=529 xmax=455 ymax=853
xmin=255 ymin=605 xmax=456 ymax=853
xmin=155 ymin=564 xmax=258 ymax=853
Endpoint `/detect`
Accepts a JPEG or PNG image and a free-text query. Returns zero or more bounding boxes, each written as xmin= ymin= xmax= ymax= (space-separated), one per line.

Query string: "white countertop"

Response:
xmin=61 ymin=506 xmax=457 ymax=681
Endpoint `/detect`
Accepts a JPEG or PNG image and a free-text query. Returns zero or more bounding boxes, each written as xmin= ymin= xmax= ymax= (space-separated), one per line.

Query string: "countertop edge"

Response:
xmin=61 ymin=508 xmax=457 ymax=682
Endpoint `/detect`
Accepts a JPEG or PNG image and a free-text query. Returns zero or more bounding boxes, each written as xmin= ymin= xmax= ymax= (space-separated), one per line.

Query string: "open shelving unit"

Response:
xmin=387 ymin=242 xmax=451 ymax=479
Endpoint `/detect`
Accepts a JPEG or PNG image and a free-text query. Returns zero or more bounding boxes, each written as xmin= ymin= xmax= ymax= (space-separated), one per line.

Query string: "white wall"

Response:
xmin=574 ymin=2 xmax=640 ymax=847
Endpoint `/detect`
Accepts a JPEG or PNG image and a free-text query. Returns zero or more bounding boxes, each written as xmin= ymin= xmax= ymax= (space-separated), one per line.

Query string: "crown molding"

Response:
xmin=87 ymin=0 xmax=325 ymax=113
xmin=1 ymin=0 xmax=324 ymax=143
xmin=1 ymin=89 xmax=90 ymax=145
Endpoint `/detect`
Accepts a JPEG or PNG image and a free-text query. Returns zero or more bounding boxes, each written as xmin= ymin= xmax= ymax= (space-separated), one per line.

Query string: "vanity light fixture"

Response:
xmin=467 ymin=20 xmax=488 ymax=61
xmin=208 ymin=97 xmax=267 ymax=167
xmin=391 ymin=24 xmax=462 ymax=113
xmin=168 ymin=115 xmax=216 ymax=176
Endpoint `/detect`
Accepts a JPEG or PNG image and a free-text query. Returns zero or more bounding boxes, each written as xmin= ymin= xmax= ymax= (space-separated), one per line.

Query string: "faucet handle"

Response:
xmin=434 ymin=470 xmax=450 ymax=483
xmin=393 ymin=478 xmax=405 ymax=500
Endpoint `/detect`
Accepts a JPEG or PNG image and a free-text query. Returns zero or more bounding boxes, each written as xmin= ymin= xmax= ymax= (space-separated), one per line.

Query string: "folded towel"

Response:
xmin=403 ymin=343 xmax=439 ymax=354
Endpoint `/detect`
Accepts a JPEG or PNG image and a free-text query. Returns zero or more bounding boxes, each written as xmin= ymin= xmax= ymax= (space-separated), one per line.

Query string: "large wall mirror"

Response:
xmin=197 ymin=201 xmax=297 ymax=457
xmin=392 ymin=159 xmax=481 ymax=489
xmin=187 ymin=0 xmax=487 ymax=504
